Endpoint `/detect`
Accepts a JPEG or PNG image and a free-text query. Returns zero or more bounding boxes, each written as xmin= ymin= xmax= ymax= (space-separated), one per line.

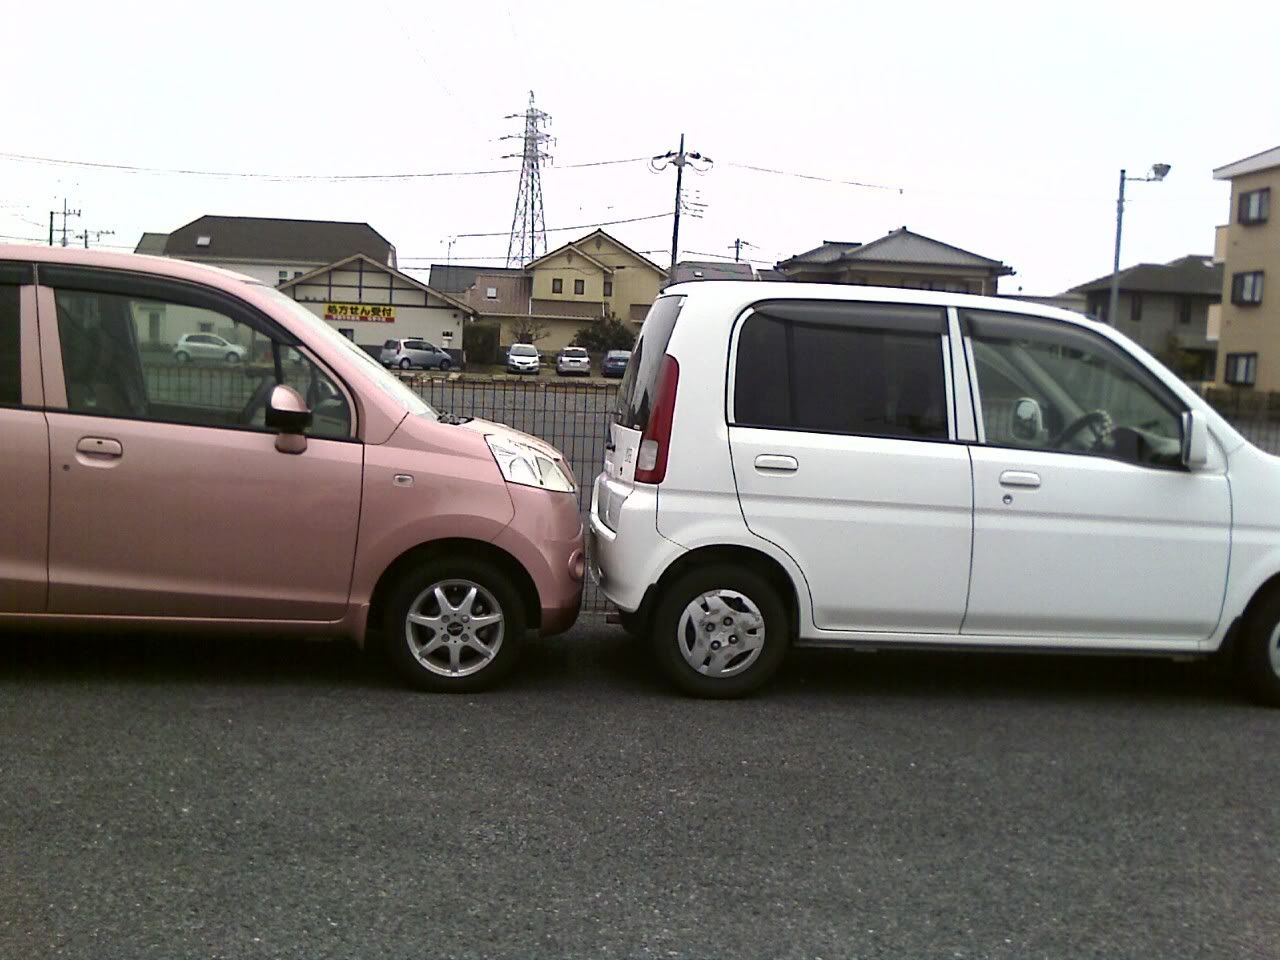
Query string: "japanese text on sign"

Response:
xmin=323 ymin=303 xmax=396 ymax=323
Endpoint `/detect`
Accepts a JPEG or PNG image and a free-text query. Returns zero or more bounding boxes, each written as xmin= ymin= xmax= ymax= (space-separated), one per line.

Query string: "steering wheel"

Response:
xmin=239 ymin=376 xmax=276 ymax=426
xmin=1050 ymin=409 xmax=1114 ymax=450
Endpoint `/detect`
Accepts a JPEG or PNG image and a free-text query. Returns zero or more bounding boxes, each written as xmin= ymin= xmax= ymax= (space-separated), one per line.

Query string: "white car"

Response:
xmin=589 ymin=282 xmax=1280 ymax=702
xmin=506 ymin=343 xmax=541 ymax=375
xmin=174 ymin=332 xmax=246 ymax=364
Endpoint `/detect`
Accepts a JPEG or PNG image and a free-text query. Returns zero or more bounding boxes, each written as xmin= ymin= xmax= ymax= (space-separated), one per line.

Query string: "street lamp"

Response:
xmin=1109 ymin=163 xmax=1171 ymax=326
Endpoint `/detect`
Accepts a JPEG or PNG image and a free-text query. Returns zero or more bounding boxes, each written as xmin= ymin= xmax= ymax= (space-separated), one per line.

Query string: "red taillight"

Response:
xmin=634 ymin=354 xmax=679 ymax=485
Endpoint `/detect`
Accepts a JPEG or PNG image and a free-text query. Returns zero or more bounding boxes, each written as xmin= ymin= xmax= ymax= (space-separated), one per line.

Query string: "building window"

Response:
xmin=603 ymin=280 xmax=613 ymax=297
xmin=574 ymin=279 xmax=585 ymax=295
xmin=1178 ymin=296 xmax=1192 ymax=325
xmin=1130 ymin=292 xmax=1143 ymax=323
xmin=338 ymin=328 xmax=355 ymax=340
xmin=1239 ymin=188 xmax=1271 ymax=225
xmin=196 ymin=235 xmax=211 ymax=247
xmin=552 ymin=278 xmax=563 ymax=294
xmin=1225 ymin=353 xmax=1258 ymax=386
xmin=278 ymin=270 xmax=289 ymax=284
xmin=441 ymin=330 xmax=454 ymax=343
xmin=198 ymin=321 xmax=214 ymax=333
xmin=485 ymin=286 xmax=498 ymax=300
xmin=293 ymin=270 xmax=304 ymax=279
xmin=1232 ymin=271 xmax=1265 ymax=305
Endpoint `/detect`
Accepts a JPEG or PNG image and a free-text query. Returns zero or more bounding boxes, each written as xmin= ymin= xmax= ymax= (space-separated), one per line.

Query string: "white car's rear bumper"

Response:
xmin=587 ymin=477 xmax=684 ymax=613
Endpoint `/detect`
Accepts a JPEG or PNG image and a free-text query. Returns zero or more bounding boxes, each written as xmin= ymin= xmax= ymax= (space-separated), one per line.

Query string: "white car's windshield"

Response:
xmin=511 ymin=345 xmax=537 ymax=357
xmin=258 ymin=286 xmax=437 ymax=420
xmin=562 ymin=348 xmax=587 ymax=357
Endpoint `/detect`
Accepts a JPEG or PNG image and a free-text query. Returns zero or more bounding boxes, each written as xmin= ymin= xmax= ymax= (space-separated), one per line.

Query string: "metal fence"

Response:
xmin=410 ymin=375 xmax=616 ymax=611
xmin=137 ymin=365 xmax=1280 ymax=616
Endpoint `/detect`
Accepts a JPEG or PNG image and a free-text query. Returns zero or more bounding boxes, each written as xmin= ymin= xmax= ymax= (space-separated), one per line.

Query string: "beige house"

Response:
xmin=428 ymin=230 xmax=668 ymax=352
xmin=1212 ymin=145 xmax=1279 ymax=389
xmin=776 ymin=227 xmax=1013 ymax=294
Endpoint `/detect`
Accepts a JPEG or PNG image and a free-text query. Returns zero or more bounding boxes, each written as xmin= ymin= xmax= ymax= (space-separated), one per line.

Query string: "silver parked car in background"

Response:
xmin=556 ymin=346 xmax=591 ymax=376
xmin=380 ymin=338 xmax=454 ymax=371
xmin=174 ymin=333 xmax=246 ymax=364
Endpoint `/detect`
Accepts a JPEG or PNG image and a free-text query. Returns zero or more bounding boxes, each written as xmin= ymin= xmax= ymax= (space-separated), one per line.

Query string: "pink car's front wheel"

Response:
xmin=382 ymin=556 xmax=526 ymax=692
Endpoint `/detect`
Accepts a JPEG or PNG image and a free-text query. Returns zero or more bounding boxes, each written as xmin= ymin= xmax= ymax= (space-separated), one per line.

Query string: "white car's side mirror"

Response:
xmin=1182 ymin=409 xmax=1209 ymax=470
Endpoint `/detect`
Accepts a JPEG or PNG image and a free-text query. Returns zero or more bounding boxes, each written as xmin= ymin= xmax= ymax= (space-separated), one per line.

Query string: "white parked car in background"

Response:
xmin=174 ymin=332 xmax=246 ymax=364
xmin=590 ymin=282 xmax=1280 ymax=703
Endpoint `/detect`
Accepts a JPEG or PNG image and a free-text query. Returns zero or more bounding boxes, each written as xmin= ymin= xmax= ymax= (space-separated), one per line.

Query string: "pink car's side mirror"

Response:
xmin=266 ymin=384 xmax=311 ymax=454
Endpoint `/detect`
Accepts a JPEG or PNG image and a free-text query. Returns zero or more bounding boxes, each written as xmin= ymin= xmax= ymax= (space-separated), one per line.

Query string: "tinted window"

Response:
xmin=55 ymin=288 xmax=351 ymax=439
xmin=964 ymin=310 xmax=1182 ymax=468
xmin=384 ymin=340 xmax=399 ymax=349
xmin=616 ymin=297 xmax=680 ymax=431
xmin=0 ymin=285 xmax=19 ymax=405
xmin=733 ymin=301 xmax=948 ymax=440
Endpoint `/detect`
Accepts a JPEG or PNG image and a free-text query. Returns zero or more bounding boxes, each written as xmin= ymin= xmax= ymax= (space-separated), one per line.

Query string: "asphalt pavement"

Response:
xmin=1 ymin=617 xmax=1277 ymax=960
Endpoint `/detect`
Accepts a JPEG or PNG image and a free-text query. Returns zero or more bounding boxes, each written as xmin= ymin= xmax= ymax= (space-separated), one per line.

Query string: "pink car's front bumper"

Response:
xmin=492 ymin=485 xmax=585 ymax=636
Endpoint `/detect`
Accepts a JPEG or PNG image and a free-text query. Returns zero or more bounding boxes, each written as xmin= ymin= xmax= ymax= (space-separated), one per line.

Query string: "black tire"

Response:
xmin=438 ymin=358 xmax=452 ymax=372
xmin=399 ymin=358 xmax=412 ymax=370
xmin=615 ymin=608 xmax=647 ymax=639
xmin=225 ymin=352 xmax=240 ymax=364
xmin=382 ymin=556 xmax=526 ymax=693
xmin=175 ymin=351 xmax=190 ymax=363
xmin=651 ymin=564 xmax=790 ymax=698
xmin=1235 ymin=591 xmax=1280 ymax=706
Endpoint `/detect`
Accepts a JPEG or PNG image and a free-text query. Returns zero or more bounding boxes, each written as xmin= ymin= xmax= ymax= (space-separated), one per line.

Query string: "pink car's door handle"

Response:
xmin=76 ymin=437 xmax=123 ymax=458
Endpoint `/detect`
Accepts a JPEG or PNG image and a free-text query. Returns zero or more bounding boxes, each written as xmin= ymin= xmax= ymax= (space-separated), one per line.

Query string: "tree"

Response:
xmin=573 ymin=313 xmax=635 ymax=353
xmin=510 ymin=316 xmax=550 ymax=345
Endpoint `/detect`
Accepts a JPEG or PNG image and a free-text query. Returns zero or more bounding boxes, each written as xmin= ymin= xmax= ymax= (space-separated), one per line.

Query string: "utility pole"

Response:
xmin=76 ymin=228 xmax=115 ymax=249
xmin=730 ymin=238 xmax=755 ymax=262
xmin=501 ymin=91 xmax=553 ymax=267
xmin=50 ymin=199 xmax=81 ymax=248
xmin=651 ymin=136 xmax=712 ymax=281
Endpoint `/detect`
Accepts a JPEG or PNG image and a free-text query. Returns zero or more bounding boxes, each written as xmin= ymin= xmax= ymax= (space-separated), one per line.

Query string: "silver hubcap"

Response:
xmin=405 ymin=579 xmax=504 ymax=678
xmin=676 ymin=590 xmax=766 ymax=677
xmin=1269 ymin=623 xmax=1280 ymax=678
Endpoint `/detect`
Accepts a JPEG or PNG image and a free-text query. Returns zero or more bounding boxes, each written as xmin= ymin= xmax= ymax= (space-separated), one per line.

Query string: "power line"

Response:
xmin=0 ymin=150 xmax=648 ymax=182
xmin=722 ymin=160 xmax=903 ymax=193
xmin=455 ymin=210 xmax=670 ymax=240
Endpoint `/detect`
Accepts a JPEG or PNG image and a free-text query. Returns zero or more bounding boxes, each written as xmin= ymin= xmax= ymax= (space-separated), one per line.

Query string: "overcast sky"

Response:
xmin=4 ymin=0 xmax=1277 ymax=293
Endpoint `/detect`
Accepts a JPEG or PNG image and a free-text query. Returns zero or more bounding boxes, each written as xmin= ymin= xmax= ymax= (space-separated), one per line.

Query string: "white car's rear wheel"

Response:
xmin=652 ymin=564 xmax=790 ymax=698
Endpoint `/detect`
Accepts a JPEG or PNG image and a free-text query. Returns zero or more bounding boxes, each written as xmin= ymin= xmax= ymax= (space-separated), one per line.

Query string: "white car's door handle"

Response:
xmin=755 ymin=454 xmax=798 ymax=473
xmin=999 ymin=470 xmax=1041 ymax=489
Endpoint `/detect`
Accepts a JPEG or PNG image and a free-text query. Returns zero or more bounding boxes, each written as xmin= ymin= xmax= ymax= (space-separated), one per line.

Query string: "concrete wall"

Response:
xmin=1215 ymin=167 xmax=1280 ymax=388
xmin=1084 ymin=290 xmax=1215 ymax=360
xmin=494 ymin=315 xmax=585 ymax=354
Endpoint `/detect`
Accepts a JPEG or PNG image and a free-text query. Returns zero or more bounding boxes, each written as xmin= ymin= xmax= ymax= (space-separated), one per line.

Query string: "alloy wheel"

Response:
xmin=405 ymin=579 xmax=505 ymax=678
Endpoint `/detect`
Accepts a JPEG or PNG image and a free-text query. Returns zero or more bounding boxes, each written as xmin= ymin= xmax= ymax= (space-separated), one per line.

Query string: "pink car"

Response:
xmin=0 ymin=246 xmax=583 ymax=691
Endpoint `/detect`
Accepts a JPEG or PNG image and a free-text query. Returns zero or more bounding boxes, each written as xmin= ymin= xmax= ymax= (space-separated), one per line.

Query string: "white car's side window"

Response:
xmin=732 ymin=300 xmax=951 ymax=441
xmin=963 ymin=310 xmax=1184 ymax=468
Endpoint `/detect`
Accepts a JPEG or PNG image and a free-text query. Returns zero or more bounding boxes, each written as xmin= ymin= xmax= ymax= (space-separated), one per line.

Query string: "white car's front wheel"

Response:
xmin=1237 ymin=592 xmax=1280 ymax=707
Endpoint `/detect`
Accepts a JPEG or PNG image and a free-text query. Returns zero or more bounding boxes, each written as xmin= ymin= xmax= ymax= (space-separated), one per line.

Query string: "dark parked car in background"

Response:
xmin=602 ymin=350 xmax=631 ymax=378
xmin=380 ymin=338 xmax=453 ymax=371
